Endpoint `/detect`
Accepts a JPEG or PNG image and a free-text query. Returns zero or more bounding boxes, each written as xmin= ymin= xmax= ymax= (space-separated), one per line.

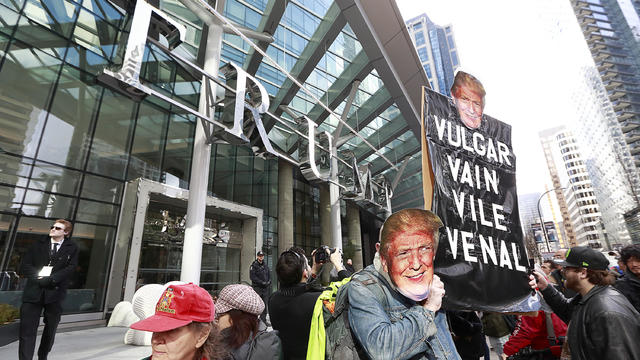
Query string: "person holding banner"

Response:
xmin=529 ymin=246 xmax=640 ymax=360
xmin=347 ymin=209 xmax=459 ymax=360
xmin=451 ymin=71 xmax=485 ymax=129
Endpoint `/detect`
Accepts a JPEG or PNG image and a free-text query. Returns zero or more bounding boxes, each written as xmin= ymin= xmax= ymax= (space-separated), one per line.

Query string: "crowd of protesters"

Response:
xmin=23 ymin=214 xmax=640 ymax=360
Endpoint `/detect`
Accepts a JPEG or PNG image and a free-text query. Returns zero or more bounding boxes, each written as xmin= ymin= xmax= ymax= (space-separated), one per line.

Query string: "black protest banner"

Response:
xmin=423 ymin=85 xmax=536 ymax=312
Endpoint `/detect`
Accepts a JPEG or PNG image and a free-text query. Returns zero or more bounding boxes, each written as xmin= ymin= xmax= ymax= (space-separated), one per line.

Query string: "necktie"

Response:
xmin=50 ymin=243 xmax=59 ymax=258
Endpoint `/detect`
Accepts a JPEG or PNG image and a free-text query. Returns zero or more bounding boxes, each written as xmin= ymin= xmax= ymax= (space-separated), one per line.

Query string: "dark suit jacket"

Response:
xmin=19 ymin=238 xmax=79 ymax=304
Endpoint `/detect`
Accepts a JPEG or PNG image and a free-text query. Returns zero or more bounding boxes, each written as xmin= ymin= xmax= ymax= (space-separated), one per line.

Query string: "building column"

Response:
xmin=347 ymin=202 xmax=363 ymax=270
xmin=241 ymin=217 xmax=257 ymax=283
xmin=181 ymin=22 xmax=224 ymax=284
xmin=320 ymin=184 xmax=332 ymax=246
xmin=278 ymin=159 xmax=294 ymax=253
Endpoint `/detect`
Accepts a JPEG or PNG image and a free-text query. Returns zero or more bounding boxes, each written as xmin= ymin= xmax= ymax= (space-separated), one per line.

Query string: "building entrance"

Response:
xmin=105 ymin=179 xmax=263 ymax=309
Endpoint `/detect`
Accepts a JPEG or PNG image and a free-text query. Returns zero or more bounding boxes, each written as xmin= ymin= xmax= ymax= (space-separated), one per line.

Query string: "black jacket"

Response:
xmin=250 ymin=260 xmax=271 ymax=288
xmin=19 ymin=237 xmax=79 ymax=304
xmin=447 ymin=310 xmax=485 ymax=359
xmin=268 ymin=283 xmax=322 ymax=360
xmin=615 ymin=271 xmax=640 ymax=313
xmin=541 ymin=284 xmax=640 ymax=360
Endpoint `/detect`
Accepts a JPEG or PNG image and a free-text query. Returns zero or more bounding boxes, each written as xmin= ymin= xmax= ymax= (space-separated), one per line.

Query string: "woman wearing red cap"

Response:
xmin=130 ymin=283 xmax=227 ymax=360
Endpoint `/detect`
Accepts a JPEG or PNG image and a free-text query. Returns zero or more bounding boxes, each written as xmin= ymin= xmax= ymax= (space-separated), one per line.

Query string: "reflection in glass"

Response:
xmin=76 ymin=199 xmax=119 ymax=225
xmin=86 ymin=89 xmax=136 ymax=179
xmin=71 ymin=222 xmax=116 ymax=312
xmin=0 ymin=42 xmax=62 ymax=157
xmin=28 ymin=161 xmax=82 ymax=196
xmin=127 ymin=102 xmax=168 ymax=182
xmin=162 ymin=114 xmax=194 ymax=189
xmin=21 ymin=189 xmax=75 ymax=218
xmin=81 ymin=173 xmax=122 ymax=203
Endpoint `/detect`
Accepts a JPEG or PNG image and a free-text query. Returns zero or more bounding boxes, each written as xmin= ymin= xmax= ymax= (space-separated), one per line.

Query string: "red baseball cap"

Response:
xmin=130 ymin=283 xmax=215 ymax=332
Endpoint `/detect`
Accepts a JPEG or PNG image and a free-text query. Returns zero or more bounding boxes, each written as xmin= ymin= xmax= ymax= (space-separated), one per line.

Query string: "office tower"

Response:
xmin=539 ymin=126 xmax=604 ymax=248
xmin=405 ymin=13 xmax=460 ymax=96
xmin=569 ymin=1 xmax=640 ymax=175
xmin=570 ymin=66 xmax=640 ymax=245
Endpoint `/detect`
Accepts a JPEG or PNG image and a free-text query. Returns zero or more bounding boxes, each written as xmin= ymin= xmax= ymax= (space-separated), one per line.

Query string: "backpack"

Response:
xmin=307 ymin=270 xmax=387 ymax=360
xmin=242 ymin=328 xmax=282 ymax=360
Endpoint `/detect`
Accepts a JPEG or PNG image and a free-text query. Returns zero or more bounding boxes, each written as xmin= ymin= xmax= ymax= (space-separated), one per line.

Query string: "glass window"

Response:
xmin=447 ymin=35 xmax=455 ymax=48
xmin=28 ymin=161 xmax=82 ymax=196
xmin=72 ymin=8 xmax=119 ymax=61
xmin=451 ymin=50 xmax=458 ymax=67
xmin=0 ymin=214 xmax=16 ymax=279
xmin=0 ymin=185 xmax=23 ymax=213
xmin=413 ymin=23 xmax=422 ymax=31
xmin=161 ymin=114 xmax=194 ymax=189
xmin=81 ymin=173 xmax=123 ymax=203
xmin=211 ymin=144 xmax=235 ymax=200
xmin=37 ymin=65 xmax=102 ymax=169
xmin=69 ymin=222 xmax=117 ymax=311
xmin=0 ymin=153 xmax=32 ymax=187
xmin=22 ymin=0 xmax=79 ymax=38
xmin=127 ymin=102 xmax=169 ymax=182
xmin=81 ymin=0 xmax=125 ymax=27
xmin=75 ymin=199 xmax=119 ymax=225
xmin=233 ymin=146 xmax=253 ymax=205
xmin=21 ymin=189 xmax=75 ymax=218
xmin=0 ymin=3 xmax=21 ymax=36
xmin=86 ymin=89 xmax=136 ymax=179
xmin=417 ymin=47 xmax=429 ymax=62
xmin=593 ymin=13 xmax=608 ymax=21
xmin=414 ymin=31 xmax=425 ymax=46
xmin=0 ymin=42 xmax=63 ymax=157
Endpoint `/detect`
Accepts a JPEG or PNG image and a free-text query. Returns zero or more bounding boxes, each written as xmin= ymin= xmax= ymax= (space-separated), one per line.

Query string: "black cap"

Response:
xmin=256 ymin=251 xmax=264 ymax=256
xmin=554 ymin=246 xmax=609 ymax=270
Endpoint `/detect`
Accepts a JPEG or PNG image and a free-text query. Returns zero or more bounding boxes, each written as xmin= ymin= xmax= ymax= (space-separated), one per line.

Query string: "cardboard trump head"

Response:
xmin=451 ymin=71 xmax=486 ymax=129
xmin=379 ymin=209 xmax=443 ymax=301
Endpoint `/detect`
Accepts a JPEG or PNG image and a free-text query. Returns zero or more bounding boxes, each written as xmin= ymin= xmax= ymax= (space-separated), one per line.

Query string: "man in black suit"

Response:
xmin=19 ymin=219 xmax=79 ymax=360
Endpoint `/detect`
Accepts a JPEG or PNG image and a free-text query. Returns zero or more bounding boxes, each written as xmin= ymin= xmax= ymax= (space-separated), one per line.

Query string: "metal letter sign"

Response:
xmin=99 ymin=0 xmax=394 ymax=213
xmin=298 ymin=116 xmax=332 ymax=183
xmin=102 ymin=0 xmax=186 ymax=99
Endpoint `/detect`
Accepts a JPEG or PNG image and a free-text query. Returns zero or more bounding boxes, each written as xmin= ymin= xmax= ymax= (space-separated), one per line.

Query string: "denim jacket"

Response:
xmin=348 ymin=264 xmax=460 ymax=360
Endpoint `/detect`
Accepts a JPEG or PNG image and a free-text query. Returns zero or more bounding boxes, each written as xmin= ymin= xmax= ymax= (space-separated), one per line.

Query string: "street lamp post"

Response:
xmin=537 ymin=188 xmax=563 ymax=253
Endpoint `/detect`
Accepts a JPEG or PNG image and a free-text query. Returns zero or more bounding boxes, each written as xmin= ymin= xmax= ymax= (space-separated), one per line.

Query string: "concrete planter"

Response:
xmin=0 ymin=320 xmax=19 ymax=347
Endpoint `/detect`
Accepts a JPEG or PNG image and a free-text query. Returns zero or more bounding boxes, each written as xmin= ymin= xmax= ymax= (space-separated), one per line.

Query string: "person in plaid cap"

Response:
xmin=216 ymin=284 xmax=281 ymax=359
xmin=529 ymin=246 xmax=640 ymax=360
xmin=130 ymin=283 xmax=226 ymax=360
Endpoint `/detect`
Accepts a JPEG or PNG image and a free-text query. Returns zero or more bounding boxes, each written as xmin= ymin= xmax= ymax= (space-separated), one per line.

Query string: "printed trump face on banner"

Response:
xmin=450 ymin=71 xmax=485 ymax=129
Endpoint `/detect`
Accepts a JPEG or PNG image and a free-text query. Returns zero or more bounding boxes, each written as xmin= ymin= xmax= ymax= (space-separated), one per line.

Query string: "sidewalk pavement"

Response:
xmin=0 ymin=325 xmax=502 ymax=360
xmin=0 ymin=326 xmax=151 ymax=360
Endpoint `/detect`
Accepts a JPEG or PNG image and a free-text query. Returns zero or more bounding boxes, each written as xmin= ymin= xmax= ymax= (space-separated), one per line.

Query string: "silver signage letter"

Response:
xmin=101 ymin=0 xmax=185 ymax=98
xmin=298 ymin=116 xmax=332 ymax=183
xmin=218 ymin=62 xmax=292 ymax=160
xmin=340 ymin=151 xmax=363 ymax=198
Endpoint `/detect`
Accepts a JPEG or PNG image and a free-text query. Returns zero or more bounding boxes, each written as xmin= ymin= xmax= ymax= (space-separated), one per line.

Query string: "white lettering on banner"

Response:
xmin=433 ymin=115 xmax=512 ymax=166
xmin=98 ymin=0 xmax=395 ymax=212
xmin=444 ymin=227 xmax=526 ymax=272
xmin=450 ymin=190 xmax=508 ymax=230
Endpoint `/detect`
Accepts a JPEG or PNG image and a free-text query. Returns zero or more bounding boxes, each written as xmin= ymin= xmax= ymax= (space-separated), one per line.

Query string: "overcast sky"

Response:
xmin=395 ymin=0 xmax=595 ymax=197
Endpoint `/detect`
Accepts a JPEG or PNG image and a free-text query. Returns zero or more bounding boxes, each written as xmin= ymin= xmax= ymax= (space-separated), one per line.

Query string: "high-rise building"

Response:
xmin=569 ymin=0 xmax=640 ymax=172
xmin=405 ymin=13 xmax=460 ymax=96
xmin=539 ymin=126 xmax=603 ymax=248
xmin=570 ymin=66 xmax=640 ymax=246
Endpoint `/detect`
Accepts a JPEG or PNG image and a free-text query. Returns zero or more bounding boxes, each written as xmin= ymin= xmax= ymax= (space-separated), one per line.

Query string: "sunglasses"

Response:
xmin=50 ymin=226 xmax=65 ymax=231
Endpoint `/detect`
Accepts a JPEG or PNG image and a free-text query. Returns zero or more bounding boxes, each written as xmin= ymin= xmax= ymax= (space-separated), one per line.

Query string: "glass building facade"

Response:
xmin=0 ymin=0 xmax=428 ymax=321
